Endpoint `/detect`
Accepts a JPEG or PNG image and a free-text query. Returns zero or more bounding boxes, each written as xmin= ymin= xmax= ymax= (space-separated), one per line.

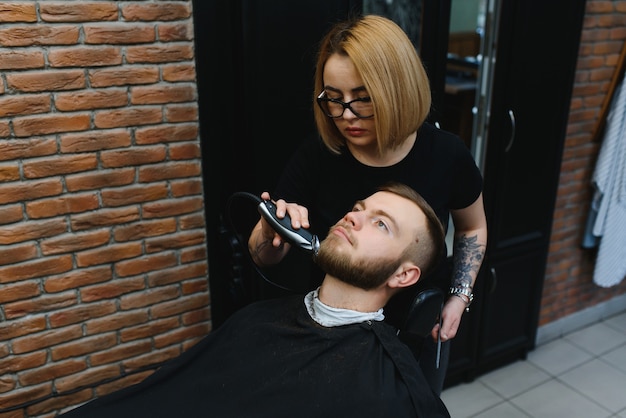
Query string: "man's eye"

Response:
xmin=376 ymin=219 xmax=388 ymax=231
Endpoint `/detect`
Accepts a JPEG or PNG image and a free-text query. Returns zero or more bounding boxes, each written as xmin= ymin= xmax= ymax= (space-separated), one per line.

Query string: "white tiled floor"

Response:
xmin=441 ymin=311 xmax=626 ymax=418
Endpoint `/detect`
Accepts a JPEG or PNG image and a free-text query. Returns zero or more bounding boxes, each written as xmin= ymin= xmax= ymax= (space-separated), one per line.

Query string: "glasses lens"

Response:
xmin=317 ymin=94 xmax=373 ymax=118
xmin=350 ymin=99 xmax=373 ymax=118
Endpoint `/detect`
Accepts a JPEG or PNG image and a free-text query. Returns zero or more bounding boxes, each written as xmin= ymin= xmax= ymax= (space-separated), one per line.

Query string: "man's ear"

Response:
xmin=389 ymin=263 xmax=421 ymax=289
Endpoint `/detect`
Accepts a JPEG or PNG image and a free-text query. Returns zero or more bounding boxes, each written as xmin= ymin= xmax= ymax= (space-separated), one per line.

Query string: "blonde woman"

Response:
xmin=249 ymin=14 xmax=487 ymax=394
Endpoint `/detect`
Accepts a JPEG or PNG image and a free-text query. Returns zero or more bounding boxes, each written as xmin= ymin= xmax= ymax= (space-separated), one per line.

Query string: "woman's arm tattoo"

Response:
xmin=452 ymin=233 xmax=485 ymax=288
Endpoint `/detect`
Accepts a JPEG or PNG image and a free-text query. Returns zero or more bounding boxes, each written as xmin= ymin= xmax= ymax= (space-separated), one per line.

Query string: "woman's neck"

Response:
xmin=347 ymin=131 xmax=417 ymax=167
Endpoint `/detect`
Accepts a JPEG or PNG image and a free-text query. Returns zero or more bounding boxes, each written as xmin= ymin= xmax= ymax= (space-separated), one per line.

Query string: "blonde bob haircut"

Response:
xmin=313 ymin=15 xmax=432 ymax=156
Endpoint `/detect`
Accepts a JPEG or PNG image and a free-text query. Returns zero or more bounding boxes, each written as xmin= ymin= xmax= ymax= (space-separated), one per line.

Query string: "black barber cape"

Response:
xmin=62 ymin=295 xmax=450 ymax=418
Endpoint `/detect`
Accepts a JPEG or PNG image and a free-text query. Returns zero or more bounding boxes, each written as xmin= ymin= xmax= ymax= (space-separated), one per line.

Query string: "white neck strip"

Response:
xmin=304 ymin=288 xmax=385 ymax=327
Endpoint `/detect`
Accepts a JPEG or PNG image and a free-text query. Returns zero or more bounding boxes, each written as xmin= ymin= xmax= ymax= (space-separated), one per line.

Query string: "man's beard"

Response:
xmin=315 ymin=234 xmax=402 ymax=290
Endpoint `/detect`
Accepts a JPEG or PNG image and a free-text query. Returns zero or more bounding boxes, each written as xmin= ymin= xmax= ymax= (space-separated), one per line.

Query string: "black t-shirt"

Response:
xmin=276 ymin=123 xmax=482 ymax=237
xmin=273 ymin=122 xmax=483 ymax=298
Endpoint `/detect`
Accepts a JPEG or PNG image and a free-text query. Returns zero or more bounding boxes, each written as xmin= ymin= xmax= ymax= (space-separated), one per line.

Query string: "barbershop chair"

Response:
xmin=397 ymin=287 xmax=444 ymax=363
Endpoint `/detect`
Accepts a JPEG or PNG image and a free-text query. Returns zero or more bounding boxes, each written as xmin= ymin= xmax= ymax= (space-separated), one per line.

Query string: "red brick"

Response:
xmin=180 ymin=246 xmax=207 ymax=264
xmin=0 ymin=351 xmax=46 ymax=375
xmin=146 ymin=231 xmax=205 ymax=253
xmin=70 ymin=206 xmax=140 ymax=231
xmin=85 ymin=311 xmax=149 ymax=335
xmin=49 ymin=300 xmax=117 ymax=328
xmin=48 ymin=46 xmax=122 ymax=68
xmin=179 ymin=213 xmax=205 ymax=229
xmin=0 ymin=259 xmax=67 ymax=293
xmin=120 ymin=317 xmax=179 ymax=343
xmin=40 ymin=3 xmax=118 ymax=23
xmin=76 ymin=242 xmax=143 ymax=268
xmin=65 ymin=168 xmax=135 ymax=192
xmin=153 ymin=322 xmax=209 ymax=349
xmin=138 ymin=161 xmax=201 ymax=182
xmin=142 ymin=196 xmax=203 ymax=219
xmin=89 ymin=66 xmax=160 ymax=87
xmin=4 ymin=291 xmax=77 ymax=320
xmin=171 ymin=179 xmax=203 ymax=198
xmin=100 ymin=145 xmax=167 ymax=168
xmin=0 ymin=315 xmax=46 ymax=340
xmin=6 ymin=69 xmax=85 ymax=92
xmin=0 ymin=25 xmax=79 ymax=47
xmin=148 ymin=261 xmax=208 ymax=287
xmin=181 ymin=278 xmax=208 ymax=296
xmin=114 ymin=252 xmax=178 ymax=277
xmin=130 ymin=84 xmax=196 ymax=105
xmin=0 ymin=280 xmax=41 ymax=303
xmin=60 ymin=129 xmax=132 ymax=153
xmin=0 ymin=163 xmax=19 ymax=182
xmin=121 ymin=3 xmax=191 ymax=21
xmin=122 ymin=346 xmax=180 ymax=372
xmin=0 ymin=138 xmax=57 ymax=161
xmin=13 ymin=113 xmax=91 ymax=137
xmin=54 ymin=364 xmax=121 ymax=394
xmin=0 ymin=243 xmax=37 ymax=266
xmin=40 ymin=229 xmax=110 ymax=255
xmin=135 ymin=123 xmax=198 ymax=144
xmin=51 ymin=333 xmax=117 ymax=361
xmin=0 ymin=383 xmax=52 ymax=412
xmin=26 ymin=193 xmax=99 ymax=219
xmin=158 ymin=22 xmax=194 ymax=42
xmin=44 ymin=266 xmax=113 ymax=293
xmin=0 ymin=120 xmax=9 ymax=138
xmin=55 ymin=88 xmax=127 ymax=111
xmin=0 ymin=49 xmax=44 ymax=70
xmin=90 ymin=340 xmax=152 ymax=367
xmin=0 ymin=94 xmax=50 ymax=117
xmin=12 ymin=325 xmax=82 ymax=354
xmin=182 ymin=306 xmax=211 ymax=326
xmin=126 ymin=44 xmax=193 ymax=64
xmin=84 ymin=23 xmax=155 ymax=44
xmin=169 ymin=143 xmax=200 ymax=160
xmin=120 ymin=285 xmax=179 ymax=310
xmin=0 ymin=3 xmax=37 ymax=23
xmin=101 ymin=183 xmax=169 ymax=207
xmin=0 ymin=204 xmax=23 ymax=225
xmin=94 ymin=106 xmax=163 ymax=129
xmin=19 ymin=359 xmax=86 ymax=386
xmin=0 ymin=218 xmax=67 ymax=246
xmin=113 ymin=218 xmax=177 ymax=242
xmin=165 ymin=104 xmax=198 ymax=122
xmin=80 ymin=276 xmax=145 ymax=302
xmin=23 ymin=153 xmax=97 ymax=179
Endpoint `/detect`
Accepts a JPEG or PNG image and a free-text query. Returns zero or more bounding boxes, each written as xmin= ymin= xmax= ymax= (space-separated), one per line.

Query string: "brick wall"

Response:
xmin=542 ymin=0 xmax=626 ymax=325
xmin=0 ymin=2 xmax=209 ymax=416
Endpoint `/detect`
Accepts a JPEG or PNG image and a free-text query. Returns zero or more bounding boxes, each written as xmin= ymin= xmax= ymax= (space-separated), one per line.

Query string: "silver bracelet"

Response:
xmin=449 ymin=286 xmax=474 ymax=313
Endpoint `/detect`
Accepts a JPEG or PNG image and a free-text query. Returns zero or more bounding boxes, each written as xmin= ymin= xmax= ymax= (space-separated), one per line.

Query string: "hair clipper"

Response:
xmin=257 ymin=200 xmax=320 ymax=255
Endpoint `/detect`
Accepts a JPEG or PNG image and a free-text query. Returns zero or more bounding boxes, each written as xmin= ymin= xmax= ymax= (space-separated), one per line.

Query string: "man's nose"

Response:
xmin=343 ymin=211 xmax=362 ymax=229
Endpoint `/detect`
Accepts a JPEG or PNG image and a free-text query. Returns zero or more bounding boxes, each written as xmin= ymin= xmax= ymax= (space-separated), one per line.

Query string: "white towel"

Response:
xmin=590 ymin=75 xmax=626 ymax=287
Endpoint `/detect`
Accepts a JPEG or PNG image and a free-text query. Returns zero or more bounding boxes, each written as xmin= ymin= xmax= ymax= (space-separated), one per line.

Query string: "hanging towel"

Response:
xmin=587 ymin=75 xmax=626 ymax=287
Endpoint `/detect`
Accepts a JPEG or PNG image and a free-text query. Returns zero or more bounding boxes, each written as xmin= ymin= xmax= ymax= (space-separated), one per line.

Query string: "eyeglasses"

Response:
xmin=316 ymin=91 xmax=374 ymax=119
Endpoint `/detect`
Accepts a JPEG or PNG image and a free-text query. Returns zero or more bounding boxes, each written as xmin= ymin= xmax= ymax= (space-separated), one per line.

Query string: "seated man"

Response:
xmin=62 ymin=182 xmax=450 ymax=418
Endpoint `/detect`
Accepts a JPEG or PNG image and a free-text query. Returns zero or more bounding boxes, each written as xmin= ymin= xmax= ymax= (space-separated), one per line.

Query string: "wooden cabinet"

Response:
xmin=444 ymin=0 xmax=587 ymax=386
